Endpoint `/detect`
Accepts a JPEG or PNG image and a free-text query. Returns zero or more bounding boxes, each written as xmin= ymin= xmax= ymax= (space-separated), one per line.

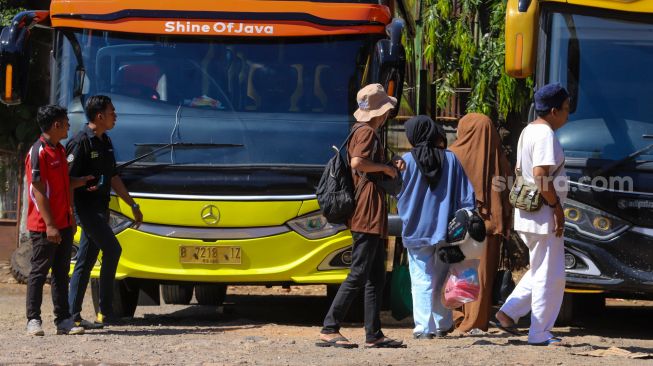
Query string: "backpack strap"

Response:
xmin=336 ymin=124 xmax=371 ymax=202
xmin=347 ymin=124 xmax=381 ymax=176
xmin=515 ymin=128 xmax=525 ymax=178
xmin=337 ymin=124 xmax=366 ymax=158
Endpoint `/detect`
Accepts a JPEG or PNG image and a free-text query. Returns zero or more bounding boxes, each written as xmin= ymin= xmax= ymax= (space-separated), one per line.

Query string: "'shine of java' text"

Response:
xmin=164 ymin=21 xmax=274 ymax=35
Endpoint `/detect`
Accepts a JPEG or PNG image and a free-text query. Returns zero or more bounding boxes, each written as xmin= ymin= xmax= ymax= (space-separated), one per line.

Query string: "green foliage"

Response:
xmin=417 ymin=0 xmax=532 ymax=121
xmin=0 ymin=104 xmax=39 ymax=151
xmin=1 ymin=1 xmax=25 ymax=27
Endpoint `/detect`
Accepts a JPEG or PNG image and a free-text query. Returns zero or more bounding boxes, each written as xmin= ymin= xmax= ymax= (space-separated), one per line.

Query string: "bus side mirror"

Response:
xmin=0 ymin=11 xmax=49 ymax=105
xmin=567 ymin=36 xmax=580 ymax=114
xmin=73 ymin=65 xmax=86 ymax=97
xmin=371 ymin=18 xmax=406 ymax=119
xmin=505 ymin=0 xmax=539 ymax=78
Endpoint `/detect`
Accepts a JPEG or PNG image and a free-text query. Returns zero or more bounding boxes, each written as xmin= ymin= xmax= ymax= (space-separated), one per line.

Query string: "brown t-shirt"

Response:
xmin=347 ymin=123 xmax=387 ymax=238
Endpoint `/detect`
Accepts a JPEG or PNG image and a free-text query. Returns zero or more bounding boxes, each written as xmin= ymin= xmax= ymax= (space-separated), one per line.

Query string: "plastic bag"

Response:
xmin=442 ymin=259 xmax=480 ymax=309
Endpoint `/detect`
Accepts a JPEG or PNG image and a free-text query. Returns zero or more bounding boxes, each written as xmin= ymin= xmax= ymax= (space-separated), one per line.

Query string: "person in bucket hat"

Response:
xmin=353 ymin=83 xmax=398 ymax=122
xmin=317 ymin=84 xmax=406 ymax=349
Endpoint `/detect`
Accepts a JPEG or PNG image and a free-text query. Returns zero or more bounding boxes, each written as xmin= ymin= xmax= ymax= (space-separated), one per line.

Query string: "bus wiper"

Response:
xmin=117 ymin=142 xmax=244 ymax=170
xmin=592 ymin=135 xmax=653 ymax=177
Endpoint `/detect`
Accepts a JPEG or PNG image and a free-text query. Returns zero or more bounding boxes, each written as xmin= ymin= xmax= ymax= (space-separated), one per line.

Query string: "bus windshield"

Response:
xmin=53 ymin=30 xmax=376 ymax=166
xmin=547 ymin=10 xmax=653 ymax=161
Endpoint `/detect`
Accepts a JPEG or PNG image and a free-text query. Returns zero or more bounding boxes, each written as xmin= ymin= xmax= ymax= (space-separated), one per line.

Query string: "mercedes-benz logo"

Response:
xmin=200 ymin=205 xmax=220 ymax=225
xmin=617 ymin=200 xmax=626 ymax=210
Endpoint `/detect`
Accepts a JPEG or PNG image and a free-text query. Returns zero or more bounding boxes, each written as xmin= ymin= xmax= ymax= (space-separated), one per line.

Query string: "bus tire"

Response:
xmin=195 ymin=284 xmax=227 ymax=306
xmin=10 ymin=239 xmax=32 ymax=284
xmin=556 ymin=292 xmax=606 ymax=326
xmin=91 ymin=278 xmax=139 ymax=318
xmin=161 ymin=284 xmax=194 ymax=305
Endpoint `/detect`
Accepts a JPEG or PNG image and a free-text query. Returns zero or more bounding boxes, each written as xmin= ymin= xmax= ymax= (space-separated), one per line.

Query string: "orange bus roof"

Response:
xmin=50 ymin=0 xmax=391 ymax=37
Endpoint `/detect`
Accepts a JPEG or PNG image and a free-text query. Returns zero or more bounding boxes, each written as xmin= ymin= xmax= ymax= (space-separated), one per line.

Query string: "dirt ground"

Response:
xmin=0 ymin=262 xmax=652 ymax=366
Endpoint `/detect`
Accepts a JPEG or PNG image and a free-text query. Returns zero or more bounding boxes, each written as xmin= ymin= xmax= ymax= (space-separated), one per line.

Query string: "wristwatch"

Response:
xmin=131 ymin=203 xmax=140 ymax=210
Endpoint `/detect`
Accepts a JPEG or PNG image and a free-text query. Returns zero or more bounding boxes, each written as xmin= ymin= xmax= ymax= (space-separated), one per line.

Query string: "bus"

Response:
xmin=0 ymin=0 xmax=406 ymax=316
xmin=506 ymin=0 xmax=653 ymax=321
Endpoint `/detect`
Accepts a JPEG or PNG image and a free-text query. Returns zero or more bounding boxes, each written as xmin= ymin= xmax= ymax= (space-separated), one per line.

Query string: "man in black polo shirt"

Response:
xmin=67 ymin=95 xmax=143 ymax=328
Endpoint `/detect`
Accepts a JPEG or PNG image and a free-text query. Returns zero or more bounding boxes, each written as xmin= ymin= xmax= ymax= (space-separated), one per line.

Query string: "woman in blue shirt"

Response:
xmin=397 ymin=115 xmax=475 ymax=339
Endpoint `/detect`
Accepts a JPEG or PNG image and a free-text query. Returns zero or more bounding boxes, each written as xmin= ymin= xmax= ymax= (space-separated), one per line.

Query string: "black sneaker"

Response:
xmin=413 ymin=333 xmax=434 ymax=340
xmin=95 ymin=312 xmax=122 ymax=327
xmin=75 ymin=318 xmax=104 ymax=330
xmin=434 ymin=327 xmax=454 ymax=338
xmin=56 ymin=318 xmax=85 ymax=335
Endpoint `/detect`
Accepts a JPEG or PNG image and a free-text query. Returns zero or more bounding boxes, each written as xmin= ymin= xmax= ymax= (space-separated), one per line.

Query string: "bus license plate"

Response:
xmin=179 ymin=246 xmax=241 ymax=264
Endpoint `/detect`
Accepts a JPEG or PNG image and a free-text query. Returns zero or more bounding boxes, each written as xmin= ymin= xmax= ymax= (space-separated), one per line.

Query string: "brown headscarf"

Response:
xmin=449 ymin=113 xmax=512 ymax=237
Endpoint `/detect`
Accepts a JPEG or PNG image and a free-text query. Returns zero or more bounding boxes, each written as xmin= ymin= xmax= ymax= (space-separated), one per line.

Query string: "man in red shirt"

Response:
xmin=25 ymin=105 xmax=92 ymax=336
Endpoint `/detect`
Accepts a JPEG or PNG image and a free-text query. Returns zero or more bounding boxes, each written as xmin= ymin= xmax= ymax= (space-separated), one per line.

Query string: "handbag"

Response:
xmin=371 ymin=165 xmax=403 ymax=196
xmin=492 ymin=238 xmax=516 ymax=305
xmin=492 ymin=269 xmax=515 ymax=306
xmin=508 ymin=130 xmax=543 ymax=211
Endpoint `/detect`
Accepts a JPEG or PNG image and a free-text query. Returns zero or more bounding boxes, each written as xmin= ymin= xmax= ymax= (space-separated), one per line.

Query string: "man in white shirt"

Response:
xmin=494 ymin=83 xmax=570 ymax=346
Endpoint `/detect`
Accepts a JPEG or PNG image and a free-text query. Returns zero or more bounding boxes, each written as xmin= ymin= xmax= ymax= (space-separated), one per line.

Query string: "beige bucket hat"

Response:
xmin=353 ymin=83 xmax=397 ymax=122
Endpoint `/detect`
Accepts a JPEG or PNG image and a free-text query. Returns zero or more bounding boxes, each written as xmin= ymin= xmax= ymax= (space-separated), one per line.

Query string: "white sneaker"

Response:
xmin=26 ymin=319 xmax=45 ymax=336
xmin=56 ymin=318 xmax=85 ymax=335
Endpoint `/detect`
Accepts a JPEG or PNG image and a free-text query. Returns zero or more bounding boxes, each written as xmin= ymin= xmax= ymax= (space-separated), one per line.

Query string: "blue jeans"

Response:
xmin=407 ymin=245 xmax=452 ymax=335
xmin=69 ymin=204 xmax=122 ymax=320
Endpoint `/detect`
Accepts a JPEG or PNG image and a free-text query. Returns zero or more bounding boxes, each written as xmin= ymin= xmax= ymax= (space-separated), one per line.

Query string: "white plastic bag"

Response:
xmin=442 ymin=259 xmax=480 ymax=309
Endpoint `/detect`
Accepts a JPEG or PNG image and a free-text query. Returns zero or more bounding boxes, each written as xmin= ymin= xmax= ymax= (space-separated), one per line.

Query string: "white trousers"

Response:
xmin=407 ymin=246 xmax=452 ymax=335
xmin=499 ymin=231 xmax=566 ymax=343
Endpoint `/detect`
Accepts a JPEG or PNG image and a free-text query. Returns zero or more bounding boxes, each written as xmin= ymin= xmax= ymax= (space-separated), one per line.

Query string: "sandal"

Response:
xmin=364 ymin=337 xmax=406 ymax=349
xmin=464 ymin=328 xmax=487 ymax=336
xmin=529 ymin=337 xmax=564 ymax=347
xmin=315 ymin=335 xmax=358 ymax=349
xmin=489 ymin=320 xmax=524 ymax=336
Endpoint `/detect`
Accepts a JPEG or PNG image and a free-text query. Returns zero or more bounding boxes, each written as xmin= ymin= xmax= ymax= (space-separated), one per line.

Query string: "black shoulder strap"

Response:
xmin=337 ymin=124 xmax=372 ymax=201
xmin=337 ymin=124 xmax=367 ymax=166
xmin=345 ymin=124 xmax=387 ymax=199
xmin=338 ymin=124 xmax=366 ymax=152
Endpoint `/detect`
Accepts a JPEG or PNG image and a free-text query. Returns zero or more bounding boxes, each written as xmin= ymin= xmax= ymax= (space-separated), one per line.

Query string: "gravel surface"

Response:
xmin=0 ymin=262 xmax=652 ymax=365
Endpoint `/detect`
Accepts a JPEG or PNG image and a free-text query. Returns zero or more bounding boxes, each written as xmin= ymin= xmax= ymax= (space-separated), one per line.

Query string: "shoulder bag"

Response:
xmin=508 ymin=127 xmax=561 ymax=212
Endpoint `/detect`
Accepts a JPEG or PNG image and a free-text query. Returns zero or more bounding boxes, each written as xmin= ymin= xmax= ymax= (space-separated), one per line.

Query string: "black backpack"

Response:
xmin=316 ymin=127 xmax=363 ymax=225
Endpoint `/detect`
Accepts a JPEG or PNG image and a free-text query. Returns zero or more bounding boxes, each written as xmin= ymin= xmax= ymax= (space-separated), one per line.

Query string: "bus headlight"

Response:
xmin=563 ymin=199 xmax=629 ymax=241
xmin=564 ymin=207 xmax=581 ymax=222
xmin=109 ymin=211 xmax=134 ymax=234
xmin=592 ymin=216 xmax=612 ymax=232
xmin=287 ymin=212 xmax=346 ymax=240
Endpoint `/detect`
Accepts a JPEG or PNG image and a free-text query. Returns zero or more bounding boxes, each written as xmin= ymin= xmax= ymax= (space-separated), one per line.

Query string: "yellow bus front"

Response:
xmin=48 ymin=0 xmax=400 ymax=314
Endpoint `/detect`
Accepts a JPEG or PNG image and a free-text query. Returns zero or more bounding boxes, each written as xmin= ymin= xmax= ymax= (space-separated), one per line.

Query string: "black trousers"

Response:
xmin=322 ymin=232 xmax=386 ymax=343
xmin=69 ymin=204 xmax=122 ymax=320
xmin=26 ymin=227 xmax=73 ymax=325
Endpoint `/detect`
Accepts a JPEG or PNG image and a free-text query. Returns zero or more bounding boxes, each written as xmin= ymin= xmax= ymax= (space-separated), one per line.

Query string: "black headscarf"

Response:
xmin=405 ymin=115 xmax=446 ymax=189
